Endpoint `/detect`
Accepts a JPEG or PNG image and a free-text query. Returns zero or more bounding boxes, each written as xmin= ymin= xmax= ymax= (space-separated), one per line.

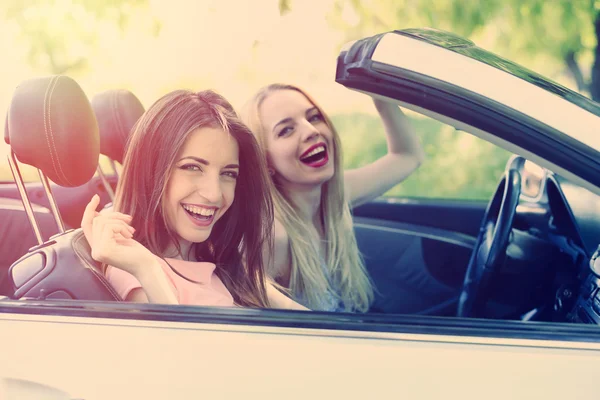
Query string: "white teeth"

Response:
xmin=302 ymin=145 xmax=325 ymax=159
xmin=199 ymin=208 xmax=214 ymax=216
xmin=183 ymin=204 xmax=215 ymax=216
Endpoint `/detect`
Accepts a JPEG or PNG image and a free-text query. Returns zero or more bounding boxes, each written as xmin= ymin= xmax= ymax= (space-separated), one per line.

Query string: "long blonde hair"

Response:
xmin=242 ymin=83 xmax=373 ymax=312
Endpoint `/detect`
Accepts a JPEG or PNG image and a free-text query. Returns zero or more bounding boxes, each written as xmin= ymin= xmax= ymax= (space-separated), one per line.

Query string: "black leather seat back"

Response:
xmin=11 ymin=230 xmax=120 ymax=301
xmin=6 ymin=75 xmax=121 ymax=301
xmin=92 ymin=89 xmax=145 ymax=165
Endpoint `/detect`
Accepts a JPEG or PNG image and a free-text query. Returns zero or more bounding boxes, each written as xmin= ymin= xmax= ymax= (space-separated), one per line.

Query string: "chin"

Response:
xmin=314 ymin=168 xmax=335 ymax=185
xmin=179 ymin=229 xmax=211 ymax=245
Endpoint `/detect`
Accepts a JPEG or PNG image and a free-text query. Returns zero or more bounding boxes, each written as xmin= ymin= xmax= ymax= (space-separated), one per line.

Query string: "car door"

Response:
xmin=1 ymin=301 xmax=600 ymax=399
xmin=350 ymin=122 xmax=510 ymax=312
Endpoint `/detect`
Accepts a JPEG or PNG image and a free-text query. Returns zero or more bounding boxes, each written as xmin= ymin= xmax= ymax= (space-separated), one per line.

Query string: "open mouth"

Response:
xmin=182 ymin=204 xmax=217 ymax=226
xmin=299 ymin=144 xmax=329 ymax=168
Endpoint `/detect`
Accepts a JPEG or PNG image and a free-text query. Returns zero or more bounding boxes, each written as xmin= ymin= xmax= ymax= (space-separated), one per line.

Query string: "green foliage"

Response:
xmin=330 ymin=0 xmax=597 ymax=59
xmin=1 ymin=0 xmax=155 ymax=74
xmin=331 ymin=112 xmax=512 ymax=200
xmin=325 ymin=0 xmax=599 ymax=95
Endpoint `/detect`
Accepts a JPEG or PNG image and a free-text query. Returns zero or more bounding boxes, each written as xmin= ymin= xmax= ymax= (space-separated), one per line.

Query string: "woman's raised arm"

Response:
xmin=344 ymin=98 xmax=425 ymax=207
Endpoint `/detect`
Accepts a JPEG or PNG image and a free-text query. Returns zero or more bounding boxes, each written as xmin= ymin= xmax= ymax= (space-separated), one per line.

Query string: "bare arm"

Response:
xmin=264 ymin=218 xmax=292 ymax=282
xmin=344 ymin=98 xmax=425 ymax=207
xmin=261 ymin=219 xmax=308 ymax=309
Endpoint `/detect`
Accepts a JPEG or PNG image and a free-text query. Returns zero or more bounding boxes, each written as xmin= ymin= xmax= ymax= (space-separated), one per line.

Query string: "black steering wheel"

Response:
xmin=457 ymin=168 xmax=521 ymax=318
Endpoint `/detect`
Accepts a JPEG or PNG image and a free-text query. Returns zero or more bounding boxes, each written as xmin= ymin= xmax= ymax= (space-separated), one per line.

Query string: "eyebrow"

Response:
xmin=305 ymin=106 xmax=318 ymax=116
xmin=273 ymin=117 xmax=293 ymax=133
xmin=178 ymin=156 xmax=239 ymax=169
xmin=272 ymin=107 xmax=319 ymax=133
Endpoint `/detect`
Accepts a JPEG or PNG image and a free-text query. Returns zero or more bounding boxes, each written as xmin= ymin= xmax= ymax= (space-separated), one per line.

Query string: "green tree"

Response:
xmin=2 ymin=0 xmax=156 ymax=75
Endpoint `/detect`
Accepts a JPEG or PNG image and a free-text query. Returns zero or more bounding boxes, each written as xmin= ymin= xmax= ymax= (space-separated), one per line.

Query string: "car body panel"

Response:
xmin=1 ymin=308 xmax=600 ymax=399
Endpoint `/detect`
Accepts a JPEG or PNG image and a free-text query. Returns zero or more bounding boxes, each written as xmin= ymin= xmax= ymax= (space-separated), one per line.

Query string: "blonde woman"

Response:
xmin=242 ymin=84 xmax=424 ymax=312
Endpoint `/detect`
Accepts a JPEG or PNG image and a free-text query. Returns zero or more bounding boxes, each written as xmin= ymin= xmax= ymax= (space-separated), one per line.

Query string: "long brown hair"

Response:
xmin=242 ymin=83 xmax=373 ymax=312
xmin=115 ymin=90 xmax=273 ymax=308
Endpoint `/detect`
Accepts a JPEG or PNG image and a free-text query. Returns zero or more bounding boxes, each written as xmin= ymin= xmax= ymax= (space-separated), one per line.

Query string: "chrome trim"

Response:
xmin=37 ymin=169 xmax=65 ymax=233
xmin=96 ymin=166 xmax=115 ymax=200
xmin=506 ymin=154 xmax=548 ymax=203
xmin=1 ymin=312 xmax=600 ymax=351
xmin=7 ymin=151 xmax=43 ymax=245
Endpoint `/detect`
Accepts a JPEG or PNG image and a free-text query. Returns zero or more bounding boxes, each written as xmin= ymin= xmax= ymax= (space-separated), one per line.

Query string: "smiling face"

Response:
xmin=259 ymin=89 xmax=335 ymax=188
xmin=164 ymin=126 xmax=239 ymax=248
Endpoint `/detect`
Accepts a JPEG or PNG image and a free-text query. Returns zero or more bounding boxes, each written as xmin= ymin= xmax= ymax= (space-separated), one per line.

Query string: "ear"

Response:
xmin=268 ymin=167 xmax=275 ymax=176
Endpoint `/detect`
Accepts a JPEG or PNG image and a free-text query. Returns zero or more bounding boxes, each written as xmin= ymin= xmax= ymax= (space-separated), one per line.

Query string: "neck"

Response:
xmin=282 ymin=181 xmax=324 ymax=223
xmin=164 ymin=239 xmax=194 ymax=261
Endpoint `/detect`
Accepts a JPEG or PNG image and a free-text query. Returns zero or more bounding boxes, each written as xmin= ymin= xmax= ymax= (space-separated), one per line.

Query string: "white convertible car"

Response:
xmin=1 ymin=28 xmax=600 ymax=399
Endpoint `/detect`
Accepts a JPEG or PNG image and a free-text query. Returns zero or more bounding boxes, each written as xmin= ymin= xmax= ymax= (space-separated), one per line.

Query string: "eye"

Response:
xmin=222 ymin=170 xmax=239 ymax=179
xmin=277 ymin=126 xmax=293 ymax=138
xmin=308 ymin=112 xmax=324 ymax=123
xmin=179 ymin=163 xmax=202 ymax=172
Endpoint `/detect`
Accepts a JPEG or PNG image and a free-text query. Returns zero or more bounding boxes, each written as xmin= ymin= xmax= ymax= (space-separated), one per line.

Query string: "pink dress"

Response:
xmin=105 ymin=257 xmax=235 ymax=306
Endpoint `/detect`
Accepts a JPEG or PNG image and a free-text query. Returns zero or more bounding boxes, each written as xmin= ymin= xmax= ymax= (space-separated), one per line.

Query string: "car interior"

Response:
xmin=0 ymin=89 xmax=144 ymax=288
xmin=1 ymin=77 xmax=145 ymax=301
xmin=1 ymin=73 xmax=599 ymax=328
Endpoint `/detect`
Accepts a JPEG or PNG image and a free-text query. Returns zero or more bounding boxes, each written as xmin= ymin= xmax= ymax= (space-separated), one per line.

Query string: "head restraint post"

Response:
xmin=7 ymin=151 xmax=44 ymax=245
xmin=109 ymin=159 xmax=120 ymax=178
xmin=96 ymin=165 xmax=115 ymax=200
xmin=37 ymin=168 xmax=66 ymax=233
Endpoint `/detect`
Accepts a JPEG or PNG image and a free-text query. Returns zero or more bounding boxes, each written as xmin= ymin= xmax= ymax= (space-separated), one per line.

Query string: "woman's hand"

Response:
xmin=81 ymin=194 xmax=155 ymax=277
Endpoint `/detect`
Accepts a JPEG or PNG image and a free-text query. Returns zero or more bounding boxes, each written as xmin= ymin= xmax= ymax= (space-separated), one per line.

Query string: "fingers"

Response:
xmin=82 ymin=194 xmax=134 ymax=247
xmin=94 ymin=218 xmax=135 ymax=239
xmin=100 ymin=221 xmax=134 ymax=243
xmin=81 ymin=194 xmax=101 ymax=242
xmin=82 ymin=194 xmax=100 ymax=225
xmin=100 ymin=211 xmax=133 ymax=224
xmin=91 ymin=220 xmax=135 ymax=264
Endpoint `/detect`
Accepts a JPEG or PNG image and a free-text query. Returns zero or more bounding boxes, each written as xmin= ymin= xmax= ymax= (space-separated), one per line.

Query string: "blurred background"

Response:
xmin=1 ymin=0 xmax=598 ymax=200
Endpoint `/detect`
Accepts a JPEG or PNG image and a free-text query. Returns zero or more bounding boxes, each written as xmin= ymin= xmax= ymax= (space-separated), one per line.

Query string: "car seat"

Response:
xmin=6 ymin=76 xmax=122 ymax=301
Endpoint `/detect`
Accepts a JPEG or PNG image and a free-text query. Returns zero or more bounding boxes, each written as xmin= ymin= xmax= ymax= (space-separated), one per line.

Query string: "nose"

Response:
xmin=300 ymin=119 xmax=320 ymax=143
xmin=197 ymin=173 xmax=222 ymax=204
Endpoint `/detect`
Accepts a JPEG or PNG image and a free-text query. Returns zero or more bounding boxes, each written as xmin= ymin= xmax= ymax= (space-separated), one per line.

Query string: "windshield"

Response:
xmin=371 ymin=31 xmax=600 ymax=152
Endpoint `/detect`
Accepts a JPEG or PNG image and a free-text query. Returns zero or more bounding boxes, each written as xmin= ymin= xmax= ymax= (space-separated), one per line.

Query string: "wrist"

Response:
xmin=134 ymin=258 xmax=178 ymax=304
xmin=373 ymin=98 xmax=397 ymax=112
xmin=134 ymin=257 xmax=163 ymax=285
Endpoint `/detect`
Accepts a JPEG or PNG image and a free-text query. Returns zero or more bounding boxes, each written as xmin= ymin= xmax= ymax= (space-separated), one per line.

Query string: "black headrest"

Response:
xmin=8 ymin=76 xmax=99 ymax=187
xmin=91 ymin=89 xmax=145 ymax=164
